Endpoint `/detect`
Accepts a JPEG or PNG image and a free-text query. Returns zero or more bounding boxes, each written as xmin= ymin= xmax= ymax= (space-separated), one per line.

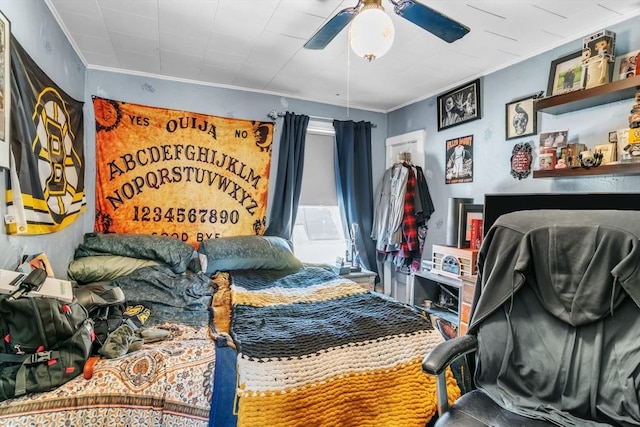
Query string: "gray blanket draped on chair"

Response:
xmin=470 ymin=210 xmax=640 ymax=426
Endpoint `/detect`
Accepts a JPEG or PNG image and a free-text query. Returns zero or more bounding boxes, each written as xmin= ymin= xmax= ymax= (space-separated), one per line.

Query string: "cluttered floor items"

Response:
xmin=0 ymin=253 xmax=176 ymax=400
xmin=0 ymin=237 xmax=217 ymax=426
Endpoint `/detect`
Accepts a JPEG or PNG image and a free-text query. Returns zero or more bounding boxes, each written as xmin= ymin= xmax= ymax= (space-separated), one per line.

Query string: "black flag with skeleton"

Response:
xmin=6 ymin=37 xmax=85 ymax=234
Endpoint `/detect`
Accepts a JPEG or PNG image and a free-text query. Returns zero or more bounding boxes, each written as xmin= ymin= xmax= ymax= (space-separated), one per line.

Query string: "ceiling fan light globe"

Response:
xmin=349 ymin=8 xmax=395 ymax=61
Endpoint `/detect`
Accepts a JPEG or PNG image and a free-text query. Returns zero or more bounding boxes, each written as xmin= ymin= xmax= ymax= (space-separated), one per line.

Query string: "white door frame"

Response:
xmin=382 ymin=129 xmax=426 ymax=299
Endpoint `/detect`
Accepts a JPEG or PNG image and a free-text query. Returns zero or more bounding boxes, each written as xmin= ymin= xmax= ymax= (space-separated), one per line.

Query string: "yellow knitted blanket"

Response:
xmin=226 ymin=267 xmax=460 ymax=427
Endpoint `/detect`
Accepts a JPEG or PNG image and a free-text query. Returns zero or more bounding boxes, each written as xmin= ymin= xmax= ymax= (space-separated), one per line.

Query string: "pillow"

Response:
xmin=198 ymin=235 xmax=302 ymax=273
xmin=67 ymin=255 xmax=159 ymax=283
xmin=74 ymin=233 xmax=196 ymax=274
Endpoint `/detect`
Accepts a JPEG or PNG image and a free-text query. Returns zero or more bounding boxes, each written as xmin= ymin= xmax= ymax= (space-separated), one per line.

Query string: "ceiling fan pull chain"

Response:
xmin=347 ymin=37 xmax=351 ymax=117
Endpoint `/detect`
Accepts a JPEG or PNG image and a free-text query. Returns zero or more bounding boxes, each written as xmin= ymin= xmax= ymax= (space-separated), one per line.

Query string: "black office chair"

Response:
xmin=422 ymin=210 xmax=640 ymax=427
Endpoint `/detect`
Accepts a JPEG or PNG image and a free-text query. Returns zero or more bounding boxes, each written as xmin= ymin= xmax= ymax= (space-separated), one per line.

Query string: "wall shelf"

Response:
xmin=533 ymin=162 xmax=640 ymax=178
xmin=535 ymin=75 xmax=640 ymax=115
xmin=533 ymin=75 xmax=640 ymax=179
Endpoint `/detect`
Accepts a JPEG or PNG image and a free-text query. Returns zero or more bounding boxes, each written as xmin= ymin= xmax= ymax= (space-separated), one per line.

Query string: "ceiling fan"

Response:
xmin=304 ymin=0 xmax=470 ymax=50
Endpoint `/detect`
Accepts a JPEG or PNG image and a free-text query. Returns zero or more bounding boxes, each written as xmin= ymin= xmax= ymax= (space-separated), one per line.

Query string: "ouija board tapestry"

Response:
xmin=6 ymin=38 xmax=85 ymax=235
xmin=93 ymin=97 xmax=273 ymax=246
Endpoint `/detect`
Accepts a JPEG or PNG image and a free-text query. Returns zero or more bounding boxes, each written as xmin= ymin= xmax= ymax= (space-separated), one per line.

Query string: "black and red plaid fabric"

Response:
xmin=400 ymin=164 xmax=419 ymax=254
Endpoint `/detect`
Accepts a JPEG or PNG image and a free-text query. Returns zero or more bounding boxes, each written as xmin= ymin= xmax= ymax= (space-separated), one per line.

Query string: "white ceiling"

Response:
xmin=44 ymin=0 xmax=640 ymax=113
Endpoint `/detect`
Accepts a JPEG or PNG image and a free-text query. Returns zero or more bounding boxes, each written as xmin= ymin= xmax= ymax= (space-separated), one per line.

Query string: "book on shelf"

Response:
xmin=470 ymin=219 xmax=483 ymax=250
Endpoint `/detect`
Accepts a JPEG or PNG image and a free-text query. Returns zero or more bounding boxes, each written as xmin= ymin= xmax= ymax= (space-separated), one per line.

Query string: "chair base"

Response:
xmin=435 ymin=390 xmax=554 ymax=427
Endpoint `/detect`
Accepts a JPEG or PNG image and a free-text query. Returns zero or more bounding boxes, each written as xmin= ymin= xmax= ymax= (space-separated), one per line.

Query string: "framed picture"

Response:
xmin=445 ymin=135 xmax=473 ymax=184
xmin=457 ymin=203 xmax=483 ymax=248
xmin=0 ymin=11 xmax=10 ymax=170
xmin=539 ymin=130 xmax=568 ymax=149
xmin=546 ymin=51 xmax=585 ymax=97
xmin=505 ymin=95 xmax=537 ymax=140
xmin=594 ymin=143 xmax=617 ymax=164
xmin=613 ymin=49 xmax=639 ymax=81
xmin=437 ymin=79 xmax=481 ymax=131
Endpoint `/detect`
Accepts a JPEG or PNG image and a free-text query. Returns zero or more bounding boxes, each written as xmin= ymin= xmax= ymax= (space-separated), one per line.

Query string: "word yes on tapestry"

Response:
xmin=5 ymin=38 xmax=85 ymax=235
xmin=93 ymin=97 xmax=273 ymax=247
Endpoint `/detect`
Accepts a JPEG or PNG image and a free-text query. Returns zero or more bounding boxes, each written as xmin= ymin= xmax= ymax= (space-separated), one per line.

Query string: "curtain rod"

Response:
xmin=266 ymin=110 xmax=377 ymax=128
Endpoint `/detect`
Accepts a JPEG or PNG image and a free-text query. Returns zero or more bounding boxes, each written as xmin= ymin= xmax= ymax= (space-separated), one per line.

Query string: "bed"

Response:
xmin=0 ymin=232 xmax=457 ymax=426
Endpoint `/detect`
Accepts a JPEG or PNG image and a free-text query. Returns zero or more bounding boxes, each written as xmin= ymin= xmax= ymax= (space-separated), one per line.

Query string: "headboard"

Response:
xmin=483 ymin=192 xmax=640 ymax=233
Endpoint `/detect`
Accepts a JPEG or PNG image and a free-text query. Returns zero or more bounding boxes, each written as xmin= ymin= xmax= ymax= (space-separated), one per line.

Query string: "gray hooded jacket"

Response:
xmin=469 ymin=210 xmax=640 ymax=426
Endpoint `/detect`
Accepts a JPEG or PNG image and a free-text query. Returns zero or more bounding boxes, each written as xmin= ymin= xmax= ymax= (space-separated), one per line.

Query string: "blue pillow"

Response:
xmin=198 ymin=236 xmax=302 ymax=274
xmin=75 ymin=233 xmax=195 ymax=274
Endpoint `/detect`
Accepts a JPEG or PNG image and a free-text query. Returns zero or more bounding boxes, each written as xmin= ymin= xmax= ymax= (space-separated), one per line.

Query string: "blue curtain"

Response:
xmin=333 ymin=120 xmax=377 ymax=276
xmin=265 ymin=112 xmax=309 ymax=239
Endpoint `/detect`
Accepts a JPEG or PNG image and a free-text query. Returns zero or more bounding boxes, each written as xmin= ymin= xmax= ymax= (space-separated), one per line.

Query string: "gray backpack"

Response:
xmin=0 ymin=294 xmax=94 ymax=400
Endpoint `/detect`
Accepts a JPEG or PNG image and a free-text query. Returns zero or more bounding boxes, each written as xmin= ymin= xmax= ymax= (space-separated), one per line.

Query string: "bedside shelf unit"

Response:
xmin=344 ymin=269 xmax=377 ymax=292
xmin=409 ymin=269 xmax=477 ymax=337
xmin=533 ymin=75 xmax=640 ymax=179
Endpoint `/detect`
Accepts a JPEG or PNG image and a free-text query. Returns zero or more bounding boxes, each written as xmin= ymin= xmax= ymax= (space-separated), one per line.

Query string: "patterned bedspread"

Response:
xmin=227 ymin=266 xmax=460 ymax=427
xmin=0 ymin=324 xmax=214 ymax=427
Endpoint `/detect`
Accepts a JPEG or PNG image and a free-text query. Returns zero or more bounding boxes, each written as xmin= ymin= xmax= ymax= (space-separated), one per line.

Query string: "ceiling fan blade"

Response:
xmin=304 ymin=5 xmax=360 ymax=50
xmin=392 ymin=0 xmax=470 ymax=43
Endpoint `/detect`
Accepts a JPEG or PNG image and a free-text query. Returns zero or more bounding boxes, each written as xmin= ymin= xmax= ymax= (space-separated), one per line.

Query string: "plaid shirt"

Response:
xmin=400 ymin=164 xmax=419 ymax=254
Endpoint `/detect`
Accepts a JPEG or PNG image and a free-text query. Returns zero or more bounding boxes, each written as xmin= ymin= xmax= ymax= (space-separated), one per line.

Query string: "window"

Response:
xmin=292 ymin=122 xmax=346 ymax=264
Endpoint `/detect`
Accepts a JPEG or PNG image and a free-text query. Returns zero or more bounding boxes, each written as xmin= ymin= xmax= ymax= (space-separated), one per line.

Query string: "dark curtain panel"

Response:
xmin=333 ymin=120 xmax=377 ymax=276
xmin=265 ymin=112 xmax=309 ymax=239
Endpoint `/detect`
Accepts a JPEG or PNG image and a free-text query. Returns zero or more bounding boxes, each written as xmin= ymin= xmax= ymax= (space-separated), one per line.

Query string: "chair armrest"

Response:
xmin=422 ymin=334 xmax=478 ymax=417
xmin=422 ymin=334 xmax=478 ymax=375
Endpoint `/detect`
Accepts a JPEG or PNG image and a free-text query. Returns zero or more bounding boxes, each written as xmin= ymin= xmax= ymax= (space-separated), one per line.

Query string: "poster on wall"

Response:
xmin=5 ymin=39 xmax=85 ymax=235
xmin=93 ymin=97 xmax=273 ymax=247
xmin=445 ymin=135 xmax=473 ymax=184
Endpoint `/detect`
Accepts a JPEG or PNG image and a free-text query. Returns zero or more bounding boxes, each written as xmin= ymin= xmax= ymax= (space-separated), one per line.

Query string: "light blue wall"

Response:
xmin=387 ymin=15 xmax=640 ymax=259
xmin=83 ymin=69 xmax=388 ymax=236
xmin=0 ymin=0 xmax=85 ymax=275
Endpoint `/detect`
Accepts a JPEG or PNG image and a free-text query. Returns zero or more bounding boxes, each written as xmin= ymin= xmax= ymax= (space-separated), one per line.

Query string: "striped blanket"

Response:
xmin=227 ymin=266 xmax=460 ymax=427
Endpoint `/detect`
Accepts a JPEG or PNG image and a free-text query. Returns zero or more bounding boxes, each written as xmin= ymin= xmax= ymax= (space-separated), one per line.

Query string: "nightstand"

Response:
xmin=345 ymin=269 xmax=377 ymax=292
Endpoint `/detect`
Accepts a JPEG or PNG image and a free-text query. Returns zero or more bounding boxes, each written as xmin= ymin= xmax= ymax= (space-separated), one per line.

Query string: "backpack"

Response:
xmin=74 ymin=285 xmax=151 ymax=355
xmin=0 ymin=295 xmax=94 ymax=401
xmin=74 ymin=285 xmax=126 ymax=354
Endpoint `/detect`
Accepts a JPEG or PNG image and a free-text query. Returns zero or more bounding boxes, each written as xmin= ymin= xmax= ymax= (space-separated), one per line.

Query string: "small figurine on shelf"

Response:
xmin=582 ymin=29 xmax=615 ymax=89
xmin=579 ymin=150 xmax=603 ymax=168
xmin=629 ymin=91 xmax=640 ymax=129
xmin=349 ymin=223 xmax=361 ymax=272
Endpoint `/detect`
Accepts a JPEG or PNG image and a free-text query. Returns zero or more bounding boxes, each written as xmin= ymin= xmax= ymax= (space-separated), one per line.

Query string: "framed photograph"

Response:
xmin=505 ymin=95 xmax=537 ymax=140
xmin=594 ymin=143 xmax=617 ymax=164
xmin=546 ymin=51 xmax=585 ymax=97
xmin=445 ymin=135 xmax=473 ymax=184
xmin=539 ymin=130 xmax=568 ymax=149
xmin=613 ymin=49 xmax=639 ymax=81
xmin=437 ymin=79 xmax=481 ymax=131
xmin=0 ymin=11 xmax=10 ymax=169
xmin=457 ymin=203 xmax=483 ymax=248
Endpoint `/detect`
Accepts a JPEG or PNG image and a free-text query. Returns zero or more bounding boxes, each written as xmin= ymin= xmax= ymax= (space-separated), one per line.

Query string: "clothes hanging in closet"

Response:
xmin=371 ymin=161 xmax=434 ymax=272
